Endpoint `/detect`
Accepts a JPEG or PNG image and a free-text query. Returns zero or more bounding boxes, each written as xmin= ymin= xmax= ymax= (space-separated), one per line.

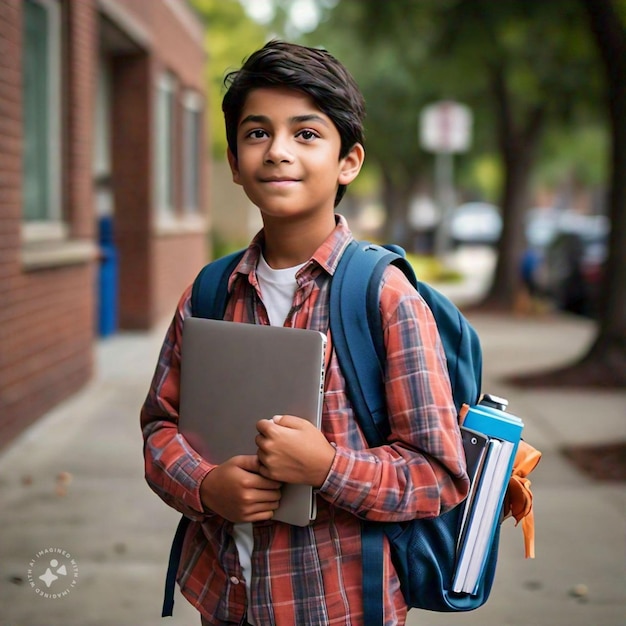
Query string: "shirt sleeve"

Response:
xmin=140 ymin=286 xmax=214 ymax=521
xmin=319 ymin=265 xmax=470 ymax=521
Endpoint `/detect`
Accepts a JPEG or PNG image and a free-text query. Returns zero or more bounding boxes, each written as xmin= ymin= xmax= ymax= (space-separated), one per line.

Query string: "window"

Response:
xmin=22 ymin=0 xmax=62 ymax=225
xmin=182 ymin=91 xmax=203 ymax=213
xmin=155 ymin=73 xmax=177 ymax=217
xmin=93 ymin=56 xmax=113 ymax=220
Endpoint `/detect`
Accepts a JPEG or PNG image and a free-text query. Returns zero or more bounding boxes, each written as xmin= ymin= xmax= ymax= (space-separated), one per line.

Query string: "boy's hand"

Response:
xmin=255 ymin=415 xmax=336 ymax=488
xmin=199 ymin=455 xmax=282 ymax=523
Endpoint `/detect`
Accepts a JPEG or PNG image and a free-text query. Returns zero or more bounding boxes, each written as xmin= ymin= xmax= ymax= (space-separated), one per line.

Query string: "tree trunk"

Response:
xmin=511 ymin=0 xmax=626 ymax=388
xmin=577 ymin=0 xmax=626 ymax=385
xmin=482 ymin=66 xmax=545 ymax=310
xmin=380 ymin=167 xmax=414 ymax=249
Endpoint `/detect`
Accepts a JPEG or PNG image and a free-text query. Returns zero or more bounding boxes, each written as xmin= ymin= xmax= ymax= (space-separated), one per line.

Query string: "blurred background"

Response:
xmin=2 ymin=0 xmax=623 ymax=441
xmin=0 ymin=0 xmax=624 ymax=624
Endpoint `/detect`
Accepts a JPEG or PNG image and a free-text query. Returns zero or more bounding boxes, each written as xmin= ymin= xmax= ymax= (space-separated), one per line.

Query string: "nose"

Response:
xmin=264 ymin=133 xmax=293 ymax=164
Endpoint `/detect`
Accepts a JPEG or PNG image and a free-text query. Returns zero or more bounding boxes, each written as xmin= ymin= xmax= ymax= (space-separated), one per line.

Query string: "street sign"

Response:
xmin=420 ymin=101 xmax=472 ymax=154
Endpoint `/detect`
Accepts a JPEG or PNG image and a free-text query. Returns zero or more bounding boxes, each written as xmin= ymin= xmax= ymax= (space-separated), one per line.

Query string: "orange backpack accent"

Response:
xmin=504 ymin=440 xmax=542 ymax=558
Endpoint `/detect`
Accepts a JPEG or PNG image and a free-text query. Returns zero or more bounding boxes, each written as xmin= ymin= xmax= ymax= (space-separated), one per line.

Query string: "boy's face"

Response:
xmin=228 ymin=87 xmax=363 ymax=222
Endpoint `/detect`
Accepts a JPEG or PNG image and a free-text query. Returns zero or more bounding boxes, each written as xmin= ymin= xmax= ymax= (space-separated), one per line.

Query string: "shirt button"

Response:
xmin=229 ymin=576 xmax=240 ymax=585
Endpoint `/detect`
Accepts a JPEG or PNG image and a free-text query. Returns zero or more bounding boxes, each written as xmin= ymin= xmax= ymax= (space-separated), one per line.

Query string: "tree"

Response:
xmin=304 ymin=2 xmax=440 ymax=246
xmin=429 ymin=0 xmax=600 ymax=310
xmin=188 ymin=0 xmax=268 ymax=157
xmin=523 ymin=0 xmax=626 ymax=387
xmin=509 ymin=0 xmax=626 ymax=388
xmin=309 ymin=0 xmax=601 ymax=299
xmin=304 ymin=0 xmax=625 ymax=386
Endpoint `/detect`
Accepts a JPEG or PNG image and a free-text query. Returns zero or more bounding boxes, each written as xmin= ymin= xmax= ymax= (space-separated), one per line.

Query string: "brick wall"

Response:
xmin=108 ymin=0 xmax=209 ymax=328
xmin=147 ymin=0 xmax=209 ymax=323
xmin=111 ymin=51 xmax=154 ymax=329
xmin=153 ymin=234 xmax=208 ymax=322
xmin=0 ymin=265 xmax=95 ymax=446
xmin=0 ymin=0 xmax=96 ymax=447
xmin=0 ymin=0 xmax=209 ymax=448
xmin=65 ymin=0 xmax=97 ymax=240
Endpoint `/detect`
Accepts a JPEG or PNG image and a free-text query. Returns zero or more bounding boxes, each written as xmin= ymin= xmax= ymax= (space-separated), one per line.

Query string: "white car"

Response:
xmin=450 ymin=202 xmax=502 ymax=246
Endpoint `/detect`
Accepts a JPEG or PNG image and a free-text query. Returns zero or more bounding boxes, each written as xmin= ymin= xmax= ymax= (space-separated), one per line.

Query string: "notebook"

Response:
xmin=456 ymin=427 xmax=490 ymax=551
xmin=179 ymin=317 xmax=327 ymax=526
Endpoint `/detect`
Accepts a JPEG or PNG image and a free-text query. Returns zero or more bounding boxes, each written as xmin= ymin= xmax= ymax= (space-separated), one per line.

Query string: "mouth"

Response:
xmin=260 ymin=177 xmax=301 ymax=184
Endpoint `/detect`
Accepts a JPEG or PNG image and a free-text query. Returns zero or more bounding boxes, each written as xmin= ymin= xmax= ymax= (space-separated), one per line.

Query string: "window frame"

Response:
xmin=154 ymin=71 xmax=177 ymax=221
xmin=182 ymin=90 xmax=203 ymax=214
xmin=21 ymin=0 xmax=63 ymax=239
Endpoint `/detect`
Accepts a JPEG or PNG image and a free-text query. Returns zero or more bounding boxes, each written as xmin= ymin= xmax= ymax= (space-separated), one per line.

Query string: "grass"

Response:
xmin=405 ymin=253 xmax=463 ymax=284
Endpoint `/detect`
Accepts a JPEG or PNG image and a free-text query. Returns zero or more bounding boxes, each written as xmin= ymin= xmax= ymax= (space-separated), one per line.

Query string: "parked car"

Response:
xmin=523 ymin=208 xmax=609 ymax=317
xmin=449 ymin=202 xmax=502 ymax=247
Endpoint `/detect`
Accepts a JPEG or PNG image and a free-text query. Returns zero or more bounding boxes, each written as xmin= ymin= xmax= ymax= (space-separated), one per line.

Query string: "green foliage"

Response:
xmin=405 ymin=253 xmax=463 ymax=284
xmin=458 ymin=154 xmax=503 ymax=204
xmin=535 ymin=125 xmax=608 ymax=189
xmin=299 ymin=0 xmax=609 ymax=221
xmin=301 ymin=3 xmax=437 ymax=194
xmin=346 ymin=161 xmax=379 ymax=198
xmin=189 ymin=0 xmax=610 ymax=226
xmin=188 ymin=0 xmax=268 ymax=158
xmin=211 ymin=229 xmax=249 ymax=260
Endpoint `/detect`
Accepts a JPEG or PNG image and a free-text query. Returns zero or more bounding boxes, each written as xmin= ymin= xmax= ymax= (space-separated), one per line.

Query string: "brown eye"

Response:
xmin=297 ymin=130 xmax=318 ymax=141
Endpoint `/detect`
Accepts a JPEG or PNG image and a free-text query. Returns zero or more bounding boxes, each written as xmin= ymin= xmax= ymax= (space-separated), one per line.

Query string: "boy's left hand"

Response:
xmin=255 ymin=415 xmax=336 ymax=488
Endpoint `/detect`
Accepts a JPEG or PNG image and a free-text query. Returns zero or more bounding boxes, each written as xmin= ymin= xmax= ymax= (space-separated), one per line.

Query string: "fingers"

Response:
xmin=200 ymin=458 xmax=283 ymax=523
xmin=256 ymin=415 xmax=307 ymax=434
xmin=271 ymin=414 xmax=305 ymax=428
xmin=231 ymin=455 xmax=282 ymax=489
xmin=255 ymin=417 xmax=277 ymax=436
xmin=242 ymin=488 xmax=281 ymax=506
xmin=242 ymin=499 xmax=281 ymax=523
xmin=255 ymin=415 xmax=311 ymax=457
xmin=232 ymin=453 xmax=262 ymax=472
xmin=231 ymin=481 xmax=282 ymax=523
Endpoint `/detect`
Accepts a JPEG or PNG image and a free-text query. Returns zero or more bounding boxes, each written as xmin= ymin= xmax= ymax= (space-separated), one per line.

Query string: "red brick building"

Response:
xmin=0 ymin=0 xmax=209 ymax=447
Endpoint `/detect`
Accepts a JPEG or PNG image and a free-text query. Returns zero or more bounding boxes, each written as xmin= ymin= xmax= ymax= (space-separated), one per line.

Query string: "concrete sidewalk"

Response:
xmin=0 ymin=311 xmax=624 ymax=626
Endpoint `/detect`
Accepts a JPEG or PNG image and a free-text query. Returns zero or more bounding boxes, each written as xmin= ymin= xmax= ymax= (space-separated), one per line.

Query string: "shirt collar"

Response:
xmin=227 ymin=214 xmax=354 ymax=292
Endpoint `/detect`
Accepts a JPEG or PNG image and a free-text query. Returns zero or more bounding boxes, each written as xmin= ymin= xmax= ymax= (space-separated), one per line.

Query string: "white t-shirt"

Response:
xmin=256 ymin=253 xmax=305 ymax=325
xmin=232 ymin=253 xmax=305 ymax=623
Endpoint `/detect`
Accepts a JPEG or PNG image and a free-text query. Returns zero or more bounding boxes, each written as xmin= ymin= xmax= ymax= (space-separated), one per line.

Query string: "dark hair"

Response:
xmin=222 ymin=40 xmax=365 ymax=206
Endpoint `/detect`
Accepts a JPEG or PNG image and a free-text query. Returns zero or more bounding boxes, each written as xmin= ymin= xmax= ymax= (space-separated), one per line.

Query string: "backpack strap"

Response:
xmin=162 ymin=249 xmax=245 ymax=618
xmin=162 ymin=515 xmax=191 ymax=616
xmin=330 ymin=240 xmax=418 ymax=625
xmin=330 ymin=240 xmax=418 ymax=445
xmin=191 ymin=249 xmax=246 ymax=319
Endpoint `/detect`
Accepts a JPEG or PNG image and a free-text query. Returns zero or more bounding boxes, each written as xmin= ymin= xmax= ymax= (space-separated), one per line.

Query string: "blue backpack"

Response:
xmin=162 ymin=240 xmax=499 ymax=621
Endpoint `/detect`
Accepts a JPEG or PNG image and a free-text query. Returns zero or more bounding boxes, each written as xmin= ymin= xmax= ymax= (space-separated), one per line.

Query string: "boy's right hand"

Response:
xmin=199 ymin=455 xmax=282 ymax=523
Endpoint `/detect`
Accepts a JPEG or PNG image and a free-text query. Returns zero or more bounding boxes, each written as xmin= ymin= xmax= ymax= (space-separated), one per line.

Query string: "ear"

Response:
xmin=227 ymin=148 xmax=242 ymax=185
xmin=338 ymin=143 xmax=365 ymax=186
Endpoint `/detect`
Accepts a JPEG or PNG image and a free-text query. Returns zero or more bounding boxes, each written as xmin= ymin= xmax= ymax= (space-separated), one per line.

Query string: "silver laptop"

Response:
xmin=179 ymin=317 xmax=327 ymax=526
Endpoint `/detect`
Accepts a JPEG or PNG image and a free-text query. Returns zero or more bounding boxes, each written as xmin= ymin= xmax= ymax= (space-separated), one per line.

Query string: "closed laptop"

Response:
xmin=179 ymin=317 xmax=327 ymax=526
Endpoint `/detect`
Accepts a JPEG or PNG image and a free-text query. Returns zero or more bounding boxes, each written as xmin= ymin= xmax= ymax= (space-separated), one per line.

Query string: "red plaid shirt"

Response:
xmin=141 ymin=216 xmax=469 ymax=625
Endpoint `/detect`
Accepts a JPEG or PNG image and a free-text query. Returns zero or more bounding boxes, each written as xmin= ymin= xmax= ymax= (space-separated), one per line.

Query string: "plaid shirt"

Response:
xmin=141 ymin=216 xmax=469 ymax=626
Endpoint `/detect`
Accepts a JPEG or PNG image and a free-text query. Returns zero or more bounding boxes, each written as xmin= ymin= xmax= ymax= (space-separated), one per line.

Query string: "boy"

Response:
xmin=141 ymin=40 xmax=469 ymax=626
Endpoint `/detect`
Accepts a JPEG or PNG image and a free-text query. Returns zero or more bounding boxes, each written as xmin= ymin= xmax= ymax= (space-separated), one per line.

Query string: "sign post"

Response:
xmin=420 ymin=101 xmax=472 ymax=255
